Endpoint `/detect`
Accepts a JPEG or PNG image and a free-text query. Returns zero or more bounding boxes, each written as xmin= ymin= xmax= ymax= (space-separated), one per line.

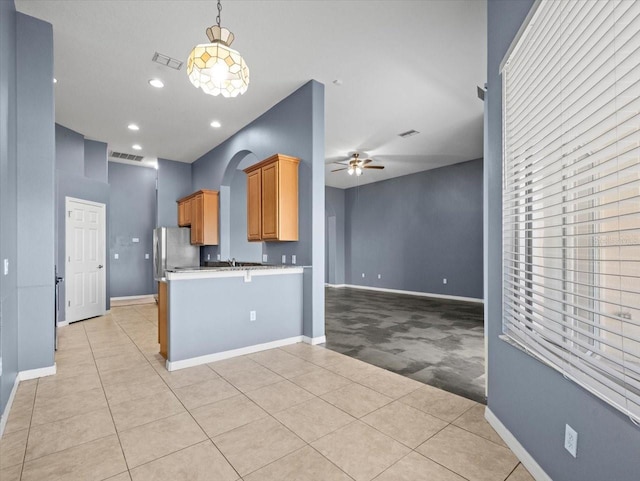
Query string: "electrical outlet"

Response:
xmin=207 ymin=254 xmax=211 ymax=260
xmin=291 ymin=255 xmax=296 ymax=264
xmin=250 ymin=310 xmax=256 ymax=321
xmin=362 ymin=273 xmax=365 ymax=278
xmin=114 ymin=253 xmax=119 ymax=260
xmin=378 ymin=274 xmax=381 ymax=279
xmin=132 ymin=237 xmax=139 ymax=243
xmin=3 ymin=259 xmax=8 ymax=275
xmin=443 ymin=278 xmax=447 ymax=284
xmin=564 ymin=424 xmax=578 ymax=458
xmin=263 ymin=254 xmax=268 ymax=263
xmin=216 ymin=254 xmax=221 ymax=261
xmin=145 ymin=253 xmax=149 ymax=259
xmin=282 ymin=254 xmax=286 ymax=264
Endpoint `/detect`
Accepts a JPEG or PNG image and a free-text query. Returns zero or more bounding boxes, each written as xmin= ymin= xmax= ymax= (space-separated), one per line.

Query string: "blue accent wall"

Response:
xmin=325 ymin=187 xmax=346 ymax=285
xmin=1 ymin=3 xmax=56 ymax=418
xmin=157 ymin=158 xmax=191 ymax=228
xmin=108 ymin=162 xmax=157 ymax=297
xmin=84 ymin=140 xmax=108 ymax=182
xmin=55 ymin=125 xmax=111 ymax=324
xmin=343 ymin=159 xmax=483 ymax=299
xmin=0 ymin=0 xmax=19 ymax=418
xmin=16 ymin=12 xmax=55 ymax=371
xmin=486 ymin=2 xmax=640 ymax=480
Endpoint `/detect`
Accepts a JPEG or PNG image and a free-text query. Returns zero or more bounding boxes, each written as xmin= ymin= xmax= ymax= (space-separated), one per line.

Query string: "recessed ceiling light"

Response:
xmin=128 ymin=124 xmax=140 ymax=131
xmin=148 ymin=78 xmax=164 ymax=88
xmin=210 ymin=121 xmax=222 ymax=128
xmin=132 ymin=144 xmax=142 ymax=151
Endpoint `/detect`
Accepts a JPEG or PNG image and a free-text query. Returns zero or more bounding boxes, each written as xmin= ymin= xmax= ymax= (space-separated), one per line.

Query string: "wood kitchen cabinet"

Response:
xmin=244 ymin=154 xmax=299 ymax=242
xmin=176 ymin=189 xmax=219 ymax=245
xmin=177 ymin=197 xmax=192 ymax=227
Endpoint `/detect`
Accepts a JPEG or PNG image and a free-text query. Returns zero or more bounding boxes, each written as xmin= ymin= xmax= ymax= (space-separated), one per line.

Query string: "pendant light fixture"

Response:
xmin=187 ymin=0 xmax=249 ymax=98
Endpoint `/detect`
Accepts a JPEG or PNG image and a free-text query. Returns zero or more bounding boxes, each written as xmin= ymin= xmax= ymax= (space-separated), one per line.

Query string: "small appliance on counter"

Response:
xmin=153 ymin=227 xmax=200 ymax=280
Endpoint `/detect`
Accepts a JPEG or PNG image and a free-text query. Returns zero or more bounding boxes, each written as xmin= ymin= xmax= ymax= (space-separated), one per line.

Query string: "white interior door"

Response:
xmin=66 ymin=197 xmax=106 ymax=323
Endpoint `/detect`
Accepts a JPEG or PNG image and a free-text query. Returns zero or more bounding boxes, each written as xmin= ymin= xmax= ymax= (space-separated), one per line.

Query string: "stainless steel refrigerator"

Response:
xmin=153 ymin=227 xmax=200 ymax=280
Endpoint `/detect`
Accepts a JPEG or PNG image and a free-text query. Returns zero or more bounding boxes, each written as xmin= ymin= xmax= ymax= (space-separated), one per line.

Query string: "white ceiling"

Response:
xmin=16 ymin=0 xmax=486 ymax=189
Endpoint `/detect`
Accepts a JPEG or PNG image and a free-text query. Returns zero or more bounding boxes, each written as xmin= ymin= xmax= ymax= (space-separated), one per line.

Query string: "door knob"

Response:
xmin=98 ymin=265 xmax=104 ymax=269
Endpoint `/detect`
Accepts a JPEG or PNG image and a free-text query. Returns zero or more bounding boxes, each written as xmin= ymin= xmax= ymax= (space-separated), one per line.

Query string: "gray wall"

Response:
xmin=0 ymin=0 xmax=19 ymax=417
xmin=168 ymin=272 xmax=303 ymax=362
xmin=16 ymin=12 xmax=55 ymax=371
xmin=343 ymin=159 xmax=483 ymax=299
xmin=55 ymin=124 xmax=111 ymax=323
xmin=157 ymin=158 xmax=192 ymax=228
xmin=229 ymin=170 xmax=262 ymax=263
xmin=0 ymin=4 xmax=56 ymax=418
xmin=84 ymin=140 xmax=108 ymax=182
xmin=108 ymin=162 xmax=156 ymax=297
xmin=486 ymin=2 xmax=640 ymax=480
xmin=325 ymin=187 xmax=346 ymax=285
xmin=191 ymin=81 xmax=325 ymax=339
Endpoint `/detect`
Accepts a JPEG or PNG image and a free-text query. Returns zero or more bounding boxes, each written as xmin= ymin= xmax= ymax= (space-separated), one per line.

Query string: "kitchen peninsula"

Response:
xmin=158 ymin=264 xmax=305 ymax=371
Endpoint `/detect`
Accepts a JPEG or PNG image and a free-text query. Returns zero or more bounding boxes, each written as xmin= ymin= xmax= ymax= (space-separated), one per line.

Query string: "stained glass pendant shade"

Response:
xmin=187 ymin=2 xmax=249 ymax=97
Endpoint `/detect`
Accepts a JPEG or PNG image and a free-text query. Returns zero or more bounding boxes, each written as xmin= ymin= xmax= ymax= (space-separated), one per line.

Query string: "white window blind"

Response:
xmin=502 ymin=0 xmax=640 ymax=423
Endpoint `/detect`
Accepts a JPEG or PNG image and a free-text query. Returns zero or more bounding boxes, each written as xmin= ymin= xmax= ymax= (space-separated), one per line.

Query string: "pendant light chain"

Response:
xmin=216 ymin=0 xmax=222 ymax=28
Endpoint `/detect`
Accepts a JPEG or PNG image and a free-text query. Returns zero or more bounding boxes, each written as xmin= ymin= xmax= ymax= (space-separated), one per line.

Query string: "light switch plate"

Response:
xmin=282 ymin=254 xmax=286 ymax=264
xmin=114 ymin=253 xmax=119 ymax=260
xmin=291 ymin=255 xmax=296 ymax=264
xmin=145 ymin=253 xmax=149 ymax=259
xmin=132 ymin=238 xmax=140 ymax=243
xmin=262 ymin=254 xmax=268 ymax=263
xmin=3 ymin=259 xmax=8 ymax=276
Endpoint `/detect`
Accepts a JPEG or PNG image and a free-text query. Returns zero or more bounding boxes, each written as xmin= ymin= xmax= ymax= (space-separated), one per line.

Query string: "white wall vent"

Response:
xmin=152 ymin=52 xmax=183 ymax=70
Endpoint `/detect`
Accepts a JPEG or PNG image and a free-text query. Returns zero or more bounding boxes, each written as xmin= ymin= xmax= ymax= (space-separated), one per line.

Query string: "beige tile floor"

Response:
xmin=0 ymin=303 xmax=535 ymax=481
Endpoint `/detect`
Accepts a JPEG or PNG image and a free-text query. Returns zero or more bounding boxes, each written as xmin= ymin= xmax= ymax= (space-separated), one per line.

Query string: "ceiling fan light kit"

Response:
xmin=187 ymin=0 xmax=250 ymax=97
xmin=333 ymin=153 xmax=384 ymax=176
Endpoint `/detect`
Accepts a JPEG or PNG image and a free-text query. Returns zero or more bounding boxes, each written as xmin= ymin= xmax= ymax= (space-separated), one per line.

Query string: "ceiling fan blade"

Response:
xmin=362 ymin=158 xmax=373 ymax=165
xmin=331 ymin=167 xmax=348 ymax=172
xmin=364 ymin=165 xmax=384 ymax=169
xmin=333 ymin=160 xmax=349 ymax=165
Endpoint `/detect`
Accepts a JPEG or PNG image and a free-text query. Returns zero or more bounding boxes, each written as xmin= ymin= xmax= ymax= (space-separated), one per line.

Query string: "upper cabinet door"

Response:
xmin=177 ymin=190 xmax=219 ymax=246
xmin=261 ymin=161 xmax=279 ymax=240
xmin=244 ymin=154 xmax=299 ymax=242
xmin=247 ymin=170 xmax=262 ymax=241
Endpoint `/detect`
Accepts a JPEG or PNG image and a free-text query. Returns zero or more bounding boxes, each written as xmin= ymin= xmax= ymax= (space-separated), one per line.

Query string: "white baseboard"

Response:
xmin=1 ymin=364 xmax=57 ymax=438
xmin=57 ymin=320 xmax=69 ymax=327
xmin=166 ymin=336 xmax=304 ymax=371
xmin=303 ymin=335 xmax=326 ymax=345
xmin=485 ymin=407 xmax=551 ymax=481
xmin=110 ymin=295 xmax=155 ymax=301
xmin=19 ymin=364 xmax=56 ymax=381
xmin=333 ymin=283 xmax=484 ymax=304
xmin=0 ymin=375 xmax=20 ymax=438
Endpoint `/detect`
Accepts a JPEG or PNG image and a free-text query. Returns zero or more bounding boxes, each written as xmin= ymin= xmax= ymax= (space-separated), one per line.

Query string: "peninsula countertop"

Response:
xmin=164 ymin=264 xmax=305 ymax=280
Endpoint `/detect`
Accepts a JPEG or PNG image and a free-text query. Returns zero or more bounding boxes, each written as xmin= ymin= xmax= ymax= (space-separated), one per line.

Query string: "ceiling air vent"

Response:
xmin=152 ymin=52 xmax=183 ymax=70
xmin=398 ymin=129 xmax=420 ymax=138
xmin=109 ymin=151 xmax=144 ymax=162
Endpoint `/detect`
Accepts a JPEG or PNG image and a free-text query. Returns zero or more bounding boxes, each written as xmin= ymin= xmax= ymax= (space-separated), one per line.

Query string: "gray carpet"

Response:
xmin=324 ymin=287 xmax=486 ymax=403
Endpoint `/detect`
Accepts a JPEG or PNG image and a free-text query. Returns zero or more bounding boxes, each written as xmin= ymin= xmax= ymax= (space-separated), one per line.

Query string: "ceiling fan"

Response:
xmin=331 ymin=153 xmax=385 ymax=176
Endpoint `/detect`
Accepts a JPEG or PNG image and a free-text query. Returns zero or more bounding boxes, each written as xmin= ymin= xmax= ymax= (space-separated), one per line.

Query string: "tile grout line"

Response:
xmin=82 ymin=316 xmax=134 ymax=477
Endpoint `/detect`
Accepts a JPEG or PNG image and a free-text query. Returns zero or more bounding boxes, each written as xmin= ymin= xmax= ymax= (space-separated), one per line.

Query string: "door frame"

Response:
xmin=65 ymin=196 xmax=106 ymax=323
